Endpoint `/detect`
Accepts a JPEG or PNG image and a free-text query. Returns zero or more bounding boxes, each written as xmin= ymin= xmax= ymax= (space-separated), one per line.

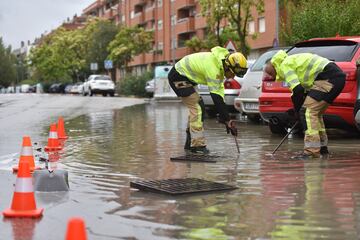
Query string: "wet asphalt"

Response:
xmin=1 ymin=93 xmax=360 ymax=240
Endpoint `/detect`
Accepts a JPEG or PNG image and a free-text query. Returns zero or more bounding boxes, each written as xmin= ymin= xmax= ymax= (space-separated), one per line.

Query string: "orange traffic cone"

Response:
xmin=57 ymin=117 xmax=68 ymax=140
xmin=44 ymin=123 xmax=62 ymax=152
xmin=13 ymin=136 xmax=41 ymax=172
xmin=3 ymin=161 xmax=44 ymax=218
xmin=65 ymin=217 xmax=88 ymax=240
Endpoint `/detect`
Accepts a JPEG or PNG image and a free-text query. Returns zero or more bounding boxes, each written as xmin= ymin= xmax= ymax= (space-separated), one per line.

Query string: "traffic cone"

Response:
xmin=44 ymin=123 xmax=62 ymax=152
xmin=13 ymin=136 xmax=41 ymax=172
xmin=3 ymin=161 xmax=44 ymax=218
xmin=65 ymin=217 xmax=88 ymax=240
xmin=57 ymin=117 xmax=68 ymax=140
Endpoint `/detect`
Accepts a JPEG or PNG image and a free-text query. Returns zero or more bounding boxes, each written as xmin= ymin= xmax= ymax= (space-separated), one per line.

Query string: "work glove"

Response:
xmin=225 ymin=120 xmax=238 ymax=136
xmin=286 ymin=108 xmax=300 ymax=121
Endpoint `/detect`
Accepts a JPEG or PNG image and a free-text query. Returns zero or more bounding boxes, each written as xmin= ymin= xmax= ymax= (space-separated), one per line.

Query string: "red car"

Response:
xmin=259 ymin=36 xmax=360 ymax=134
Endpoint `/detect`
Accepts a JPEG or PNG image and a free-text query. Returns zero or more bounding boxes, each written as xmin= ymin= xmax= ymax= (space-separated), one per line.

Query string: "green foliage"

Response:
xmin=117 ymin=71 xmax=154 ymax=97
xmin=82 ymin=19 xmax=118 ymax=73
xmin=282 ymin=0 xmax=360 ymax=45
xmin=107 ymin=26 xmax=153 ymax=69
xmin=0 ymin=38 xmax=16 ymax=87
xmin=199 ymin=0 xmax=264 ymax=57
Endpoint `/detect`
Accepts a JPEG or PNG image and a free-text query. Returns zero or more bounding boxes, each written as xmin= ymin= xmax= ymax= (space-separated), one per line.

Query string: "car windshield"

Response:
xmin=94 ymin=76 xmax=111 ymax=80
xmin=288 ymin=40 xmax=358 ymax=62
xmin=251 ymin=50 xmax=281 ymax=71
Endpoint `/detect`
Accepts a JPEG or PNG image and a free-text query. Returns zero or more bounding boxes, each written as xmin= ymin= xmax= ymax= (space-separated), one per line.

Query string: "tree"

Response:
xmin=0 ymin=38 xmax=16 ymax=87
xmin=199 ymin=0 xmax=264 ymax=57
xmin=82 ymin=18 xmax=119 ymax=73
xmin=282 ymin=0 xmax=360 ymax=45
xmin=107 ymin=26 xmax=153 ymax=72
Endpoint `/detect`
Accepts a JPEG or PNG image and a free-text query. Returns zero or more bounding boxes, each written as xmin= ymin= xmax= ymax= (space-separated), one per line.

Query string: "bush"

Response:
xmin=117 ymin=71 xmax=154 ymax=97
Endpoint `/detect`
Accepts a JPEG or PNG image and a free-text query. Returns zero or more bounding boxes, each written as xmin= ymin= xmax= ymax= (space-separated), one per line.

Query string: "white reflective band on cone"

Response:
xmin=15 ymin=178 xmax=34 ymax=192
xmin=21 ymin=146 xmax=33 ymax=156
xmin=49 ymin=132 xmax=58 ymax=138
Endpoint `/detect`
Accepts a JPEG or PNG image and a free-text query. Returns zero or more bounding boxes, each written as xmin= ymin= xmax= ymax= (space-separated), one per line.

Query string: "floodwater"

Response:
xmin=2 ymin=102 xmax=360 ymax=239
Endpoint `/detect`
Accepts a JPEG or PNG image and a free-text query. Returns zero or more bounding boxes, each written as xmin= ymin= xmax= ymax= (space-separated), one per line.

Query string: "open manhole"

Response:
xmin=130 ymin=178 xmax=237 ymax=195
xmin=170 ymin=154 xmax=221 ymax=163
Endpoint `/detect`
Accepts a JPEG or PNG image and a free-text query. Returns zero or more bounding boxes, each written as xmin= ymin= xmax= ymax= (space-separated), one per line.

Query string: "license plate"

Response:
xmin=244 ymin=102 xmax=259 ymax=110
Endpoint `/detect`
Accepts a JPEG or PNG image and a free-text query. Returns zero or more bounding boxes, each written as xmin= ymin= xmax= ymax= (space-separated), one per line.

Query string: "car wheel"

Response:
xmin=109 ymin=93 xmax=115 ymax=97
xmin=89 ymin=89 xmax=93 ymax=96
xmin=102 ymin=93 xmax=107 ymax=97
xmin=268 ymin=122 xmax=287 ymax=135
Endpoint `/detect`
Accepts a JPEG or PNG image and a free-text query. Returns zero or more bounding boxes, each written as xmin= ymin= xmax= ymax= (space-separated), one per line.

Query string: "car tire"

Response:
xmin=102 ymin=93 xmax=107 ymax=97
xmin=109 ymin=93 xmax=115 ymax=97
xmin=268 ymin=122 xmax=287 ymax=135
xmin=89 ymin=89 xmax=93 ymax=96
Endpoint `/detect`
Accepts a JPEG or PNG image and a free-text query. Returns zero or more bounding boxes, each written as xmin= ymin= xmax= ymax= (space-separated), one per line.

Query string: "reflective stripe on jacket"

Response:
xmin=271 ymin=50 xmax=330 ymax=91
xmin=175 ymin=46 xmax=229 ymax=98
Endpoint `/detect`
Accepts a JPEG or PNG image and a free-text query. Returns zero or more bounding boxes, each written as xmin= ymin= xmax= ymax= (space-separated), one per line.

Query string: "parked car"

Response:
xmin=83 ymin=75 xmax=115 ymax=97
xmin=145 ymin=79 xmax=155 ymax=97
xmin=234 ymin=48 xmax=289 ymax=122
xmin=48 ymin=83 xmax=66 ymax=93
xmin=198 ymin=60 xmax=255 ymax=117
xmin=70 ymin=82 xmax=84 ymax=94
xmin=259 ymin=36 xmax=360 ymax=134
xmin=64 ymin=84 xmax=73 ymax=94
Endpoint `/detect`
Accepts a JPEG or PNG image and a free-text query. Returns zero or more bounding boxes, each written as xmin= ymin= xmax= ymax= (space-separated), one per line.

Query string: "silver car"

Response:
xmin=234 ymin=48 xmax=288 ymax=122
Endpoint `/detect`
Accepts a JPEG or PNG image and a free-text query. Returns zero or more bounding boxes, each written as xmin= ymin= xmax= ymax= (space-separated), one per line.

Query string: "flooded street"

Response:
xmin=1 ymin=94 xmax=360 ymax=239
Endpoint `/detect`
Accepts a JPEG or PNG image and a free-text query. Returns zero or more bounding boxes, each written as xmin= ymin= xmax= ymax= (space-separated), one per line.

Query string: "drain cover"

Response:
xmin=170 ymin=154 xmax=220 ymax=163
xmin=130 ymin=178 xmax=237 ymax=195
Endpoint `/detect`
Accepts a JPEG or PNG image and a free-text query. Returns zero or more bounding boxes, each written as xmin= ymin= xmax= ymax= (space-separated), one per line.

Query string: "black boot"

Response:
xmin=190 ymin=146 xmax=210 ymax=154
xmin=184 ymin=128 xmax=191 ymax=150
xmin=320 ymin=146 xmax=329 ymax=155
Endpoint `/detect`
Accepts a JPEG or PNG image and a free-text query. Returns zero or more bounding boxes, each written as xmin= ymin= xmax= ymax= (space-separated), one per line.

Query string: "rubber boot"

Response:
xmin=184 ymin=128 xmax=191 ymax=150
xmin=320 ymin=146 xmax=329 ymax=155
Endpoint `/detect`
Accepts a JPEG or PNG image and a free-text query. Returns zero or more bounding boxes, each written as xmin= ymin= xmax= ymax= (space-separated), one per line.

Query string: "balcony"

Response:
xmin=175 ymin=47 xmax=192 ymax=60
xmin=144 ymin=7 xmax=155 ymax=22
xmin=144 ymin=52 xmax=154 ymax=63
xmin=175 ymin=0 xmax=195 ymax=10
xmin=194 ymin=13 xmax=206 ymax=29
xmin=175 ymin=17 xmax=195 ymax=35
xmin=131 ymin=12 xmax=144 ymax=26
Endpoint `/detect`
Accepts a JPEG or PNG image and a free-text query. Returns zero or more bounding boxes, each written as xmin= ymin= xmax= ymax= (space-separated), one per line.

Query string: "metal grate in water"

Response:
xmin=130 ymin=178 xmax=237 ymax=195
xmin=170 ymin=154 xmax=220 ymax=163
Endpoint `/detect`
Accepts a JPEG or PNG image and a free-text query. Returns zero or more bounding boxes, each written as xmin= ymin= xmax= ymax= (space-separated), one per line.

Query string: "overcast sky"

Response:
xmin=0 ymin=0 xmax=94 ymax=49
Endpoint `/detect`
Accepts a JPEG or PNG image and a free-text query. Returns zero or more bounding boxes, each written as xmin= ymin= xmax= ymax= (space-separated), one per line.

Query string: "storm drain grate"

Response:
xmin=170 ymin=154 xmax=221 ymax=163
xmin=130 ymin=178 xmax=237 ymax=195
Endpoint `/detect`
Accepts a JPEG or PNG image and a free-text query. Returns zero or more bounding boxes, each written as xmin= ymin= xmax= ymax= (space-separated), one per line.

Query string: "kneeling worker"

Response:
xmin=264 ymin=50 xmax=345 ymax=158
xmin=168 ymin=46 xmax=247 ymax=154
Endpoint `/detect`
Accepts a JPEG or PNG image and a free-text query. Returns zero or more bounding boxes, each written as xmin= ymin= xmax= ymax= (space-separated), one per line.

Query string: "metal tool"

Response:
xmin=234 ymin=135 xmax=240 ymax=154
xmin=272 ymin=121 xmax=299 ymax=155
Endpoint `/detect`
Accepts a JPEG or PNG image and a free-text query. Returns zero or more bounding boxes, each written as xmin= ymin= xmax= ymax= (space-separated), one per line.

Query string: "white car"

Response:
xmin=83 ymin=75 xmax=115 ymax=97
xmin=70 ymin=82 xmax=84 ymax=94
xmin=234 ymin=48 xmax=288 ymax=122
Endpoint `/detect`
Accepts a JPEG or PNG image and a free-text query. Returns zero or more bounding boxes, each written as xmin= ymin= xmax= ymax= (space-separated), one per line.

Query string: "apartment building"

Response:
xmin=82 ymin=0 xmax=281 ymax=77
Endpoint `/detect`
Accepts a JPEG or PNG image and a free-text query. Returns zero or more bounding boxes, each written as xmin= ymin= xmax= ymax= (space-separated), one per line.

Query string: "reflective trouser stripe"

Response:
xmin=21 ymin=146 xmax=33 ymax=156
xmin=15 ymin=178 xmax=34 ymax=192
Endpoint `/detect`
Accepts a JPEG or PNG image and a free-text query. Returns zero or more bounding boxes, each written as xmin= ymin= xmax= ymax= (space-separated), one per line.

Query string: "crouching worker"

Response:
xmin=264 ymin=50 xmax=345 ymax=158
xmin=168 ymin=46 xmax=247 ymax=154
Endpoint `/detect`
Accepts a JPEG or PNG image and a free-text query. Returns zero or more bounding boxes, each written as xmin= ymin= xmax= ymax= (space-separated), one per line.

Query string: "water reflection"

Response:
xmin=57 ymin=102 xmax=360 ymax=239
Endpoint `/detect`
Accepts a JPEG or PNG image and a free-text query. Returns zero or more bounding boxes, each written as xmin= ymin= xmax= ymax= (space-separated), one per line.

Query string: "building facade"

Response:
xmin=82 ymin=0 xmax=280 ymax=78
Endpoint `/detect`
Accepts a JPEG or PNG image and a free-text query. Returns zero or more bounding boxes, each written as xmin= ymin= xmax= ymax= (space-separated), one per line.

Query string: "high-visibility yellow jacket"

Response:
xmin=271 ymin=50 xmax=330 ymax=91
xmin=175 ymin=46 xmax=229 ymax=98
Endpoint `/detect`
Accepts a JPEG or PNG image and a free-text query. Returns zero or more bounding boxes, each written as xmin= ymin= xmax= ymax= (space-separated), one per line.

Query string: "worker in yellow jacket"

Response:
xmin=168 ymin=46 xmax=248 ymax=154
xmin=264 ymin=50 xmax=345 ymax=158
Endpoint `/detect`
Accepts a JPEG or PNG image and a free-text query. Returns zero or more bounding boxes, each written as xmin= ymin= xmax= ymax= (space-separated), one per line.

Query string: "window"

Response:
xmin=157 ymin=0 xmax=162 ymax=7
xmin=130 ymin=10 xmax=134 ymax=19
xmin=171 ymin=39 xmax=177 ymax=49
xmin=171 ymin=15 xmax=176 ymax=26
xmin=258 ymin=17 xmax=265 ymax=33
xmin=158 ymin=19 xmax=163 ymax=29
xmin=158 ymin=42 xmax=163 ymax=50
xmin=248 ymin=21 xmax=255 ymax=35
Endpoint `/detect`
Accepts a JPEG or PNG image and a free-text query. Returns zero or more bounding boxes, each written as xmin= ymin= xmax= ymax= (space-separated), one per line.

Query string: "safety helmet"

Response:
xmin=224 ymin=52 xmax=248 ymax=77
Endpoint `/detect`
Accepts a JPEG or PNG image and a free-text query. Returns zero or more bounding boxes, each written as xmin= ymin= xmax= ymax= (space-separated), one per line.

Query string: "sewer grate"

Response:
xmin=170 ymin=154 xmax=221 ymax=163
xmin=130 ymin=178 xmax=237 ymax=195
